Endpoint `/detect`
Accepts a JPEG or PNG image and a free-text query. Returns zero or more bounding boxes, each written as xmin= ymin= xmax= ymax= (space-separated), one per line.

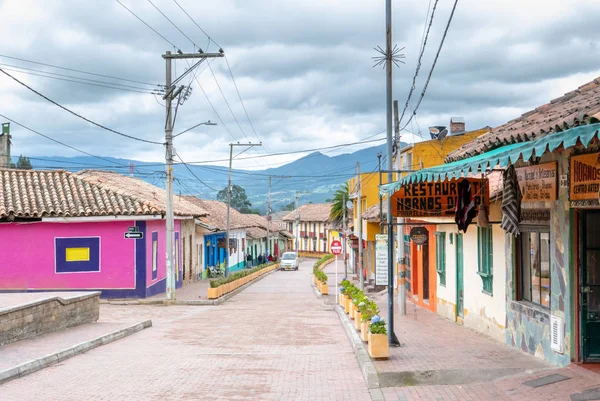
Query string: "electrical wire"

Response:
xmin=115 ymin=0 xmax=179 ymax=50
xmin=147 ymin=0 xmax=198 ymax=49
xmin=0 ymin=62 xmax=162 ymax=93
xmin=400 ymin=0 xmax=459 ymax=131
xmin=398 ymin=0 xmax=439 ymax=125
xmin=0 ymin=66 xmax=160 ymax=95
xmin=0 ymin=53 xmax=162 ymax=87
xmin=172 ymin=0 xmax=221 ymax=49
xmin=0 ymin=68 xmax=165 ymax=145
xmin=0 ymin=114 xmax=129 ymax=167
xmin=175 ymin=153 xmax=219 ymax=191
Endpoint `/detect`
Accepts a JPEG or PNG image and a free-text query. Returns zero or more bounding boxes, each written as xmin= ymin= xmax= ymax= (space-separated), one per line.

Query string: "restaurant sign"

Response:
xmin=570 ymin=152 xmax=600 ymax=201
xmin=391 ymin=178 xmax=489 ymax=218
xmin=515 ymin=162 xmax=557 ymax=202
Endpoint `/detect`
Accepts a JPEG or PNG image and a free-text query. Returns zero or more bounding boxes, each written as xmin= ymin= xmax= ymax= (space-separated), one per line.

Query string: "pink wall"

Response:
xmin=145 ymin=220 xmax=180 ymax=287
xmin=0 ymin=220 xmax=136 ymax=290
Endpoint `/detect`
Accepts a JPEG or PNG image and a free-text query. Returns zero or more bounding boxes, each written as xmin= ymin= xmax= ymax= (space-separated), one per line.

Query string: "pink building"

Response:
xmin=0 ymin=169 xmax=207 ymax=298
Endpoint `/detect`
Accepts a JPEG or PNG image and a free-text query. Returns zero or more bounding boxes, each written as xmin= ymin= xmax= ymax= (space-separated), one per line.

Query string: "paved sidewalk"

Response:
xmin=1 ymin=259 xmax=371 ymax=401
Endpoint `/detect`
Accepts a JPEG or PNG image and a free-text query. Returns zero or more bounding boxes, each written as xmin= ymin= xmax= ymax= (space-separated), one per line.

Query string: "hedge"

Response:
xmin=209 ymin=262 xmax=276 ymax=288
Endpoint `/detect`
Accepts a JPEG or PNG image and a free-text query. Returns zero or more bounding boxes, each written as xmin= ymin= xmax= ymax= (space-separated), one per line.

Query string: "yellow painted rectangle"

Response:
xmin=65 ymin=247 xmax=90 ymax=262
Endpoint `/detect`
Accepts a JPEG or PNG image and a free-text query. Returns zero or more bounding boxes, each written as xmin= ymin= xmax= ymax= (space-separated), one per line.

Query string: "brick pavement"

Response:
xmin=0 ymin=259 xmax=371 ymax=401
xmin=320 ymin=262 xmax=600 ymax=400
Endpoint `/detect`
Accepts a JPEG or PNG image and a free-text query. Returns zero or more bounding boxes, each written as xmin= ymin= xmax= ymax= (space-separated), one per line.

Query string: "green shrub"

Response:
xmin=369 ymin=320 xmax=387 ymax=335
xmin=209 ymin=262 xmax=276 ymax=288
xmin=315 ymin=269 xmax=328 ymax=284
xmin=360 ymin=299 xmax=380 ymax=322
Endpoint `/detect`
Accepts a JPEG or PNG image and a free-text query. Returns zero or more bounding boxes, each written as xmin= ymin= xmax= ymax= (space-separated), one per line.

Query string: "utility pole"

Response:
xmin=267 ymin=176 xmax=271 ymax=258
xmin=394 ymin=100 xmax=406 ymax=316
xmin=163 ymin=50 xmax=223 ymax=300
xmin=343 ymin=194 xmax=347 ymax=277
xmin=357 ymin=162 xmax=363 ymax=290
xmin=385 ymin=0 xmax=400 ymax=345
xmin=378 ymin=152 xmax=383 ymax=234
xmin=295 ymin=192 xmax=300 ymax=254
xmin=226 ymin=142 xmax=262 ymax=277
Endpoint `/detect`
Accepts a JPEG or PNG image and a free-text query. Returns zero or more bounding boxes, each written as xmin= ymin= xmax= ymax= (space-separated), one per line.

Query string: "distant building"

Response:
xmin=282 ymin=203 xmax=333 ymax=254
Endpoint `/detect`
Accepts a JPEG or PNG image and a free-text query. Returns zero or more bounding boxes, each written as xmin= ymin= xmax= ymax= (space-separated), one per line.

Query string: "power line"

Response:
xmin=398 ymin=0 xmax=439 ymax=125
xmin=0 ymin=53 xmax=162 ymax=87
xmin=175 ymin=153 xmax=219 ymax=191
xmin=224 ymin=55 xmax=262 ymax=145
xmin=0 ymin=68 xmax=164 ymax=145
xmin=400 ymin=0 xmax=459 ymax=131
xmin=115 ymin=0 xmax=179 ymax=50
xmin=147 ymin=0 xmax=198 ymax=49
xmin=0 ymin=66 xmax=161 ymax=95
xmin=0 ymin=114 xmax=128 ymax=168
xmin=172 ymin=0 xmax=221 ymax=50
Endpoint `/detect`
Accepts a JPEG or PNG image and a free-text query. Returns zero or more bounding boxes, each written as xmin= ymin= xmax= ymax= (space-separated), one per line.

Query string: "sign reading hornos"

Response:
xmin=570 ymin=152 xmax=600 ymax=201
xmin=515 ymin=162 xmax=557 ymax=202
xmin=391 ymin=178 xmax=489 ymax=218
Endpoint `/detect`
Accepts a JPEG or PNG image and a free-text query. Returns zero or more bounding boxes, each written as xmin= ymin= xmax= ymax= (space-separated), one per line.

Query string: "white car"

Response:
xmin=280 ymin=252 xmax=299 ymax=271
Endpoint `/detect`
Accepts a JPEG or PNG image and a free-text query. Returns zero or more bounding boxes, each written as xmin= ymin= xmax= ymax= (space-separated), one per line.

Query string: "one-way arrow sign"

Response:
xmin=124 ymin=231 xmax=143 ymax=239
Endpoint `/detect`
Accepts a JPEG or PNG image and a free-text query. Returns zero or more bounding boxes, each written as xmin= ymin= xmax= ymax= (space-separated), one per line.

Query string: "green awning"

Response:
xmin=380 ymin=123 xmax=600 ymax=196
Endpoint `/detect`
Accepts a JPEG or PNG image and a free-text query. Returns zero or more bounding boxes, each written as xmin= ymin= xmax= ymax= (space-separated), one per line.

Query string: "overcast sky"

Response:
xmin=1 ymin=0 xmax=599 ymax=170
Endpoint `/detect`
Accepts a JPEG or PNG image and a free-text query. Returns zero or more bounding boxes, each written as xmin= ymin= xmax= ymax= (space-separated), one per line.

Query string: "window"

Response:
xmin=152 ymin=232 xmax=158 ymax=279
xmin=477 ymin=226 xmax=493 ymax=295
xmin=520 ymin=231 xmax=550 ymax=308
xmin=55 ymin=237 xmax=100 ymax=273
xmin=175 ymin=233 xmax=180 ymax=281
xmin=435 ymin=232 xmax=446 ymax=286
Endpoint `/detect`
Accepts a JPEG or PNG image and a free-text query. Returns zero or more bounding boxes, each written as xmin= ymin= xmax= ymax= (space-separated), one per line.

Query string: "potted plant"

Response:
xmin=367 ymin=315 xmax=389 ymax=359
xmin=359 ymin=300 xmax=379 ymax=342
xmin=355 ymin=301 xmax=365 ymax=330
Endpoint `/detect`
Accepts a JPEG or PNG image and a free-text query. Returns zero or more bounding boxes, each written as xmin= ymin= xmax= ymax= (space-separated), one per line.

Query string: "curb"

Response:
xmin=334 ymin=305 xmax=380 ymax=390
xmin=100 ymin=268 xmax=279 ymax=306
xmin=0 ymin=319 xmax=152 ymax=385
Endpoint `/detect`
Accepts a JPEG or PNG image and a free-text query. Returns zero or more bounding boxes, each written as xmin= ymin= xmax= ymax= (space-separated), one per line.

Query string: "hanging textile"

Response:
xmin=455 ymin=178 xmax=476 ymax=233
xmin=500 ymin=165 xmax=522 ymax=236
xmin=477 ymin=176 xmax=489 ymax=227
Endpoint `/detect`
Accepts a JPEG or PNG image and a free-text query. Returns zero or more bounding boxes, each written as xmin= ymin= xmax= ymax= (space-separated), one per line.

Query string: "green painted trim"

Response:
xmin=570 ymin=208 xmax=577 ymax=361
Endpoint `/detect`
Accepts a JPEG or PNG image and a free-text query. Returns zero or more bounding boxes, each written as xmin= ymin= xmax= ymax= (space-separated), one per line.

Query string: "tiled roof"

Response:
xmin=246 ymin=226 xmax=268 ymax=239
xmin=75 ymin=170 xmax=207 ymax=217
xmin=282 ymin=203 xmax=333 ymax=222
xmin=446 ymin=77 xmax=600 ymax=162
xmin=362 ymin=203 xmax=387 ymax=223
xmin=0 ymin=169 xmax=163 ymax=220
xmin=183 ymin=197 xmax=261 ymax=231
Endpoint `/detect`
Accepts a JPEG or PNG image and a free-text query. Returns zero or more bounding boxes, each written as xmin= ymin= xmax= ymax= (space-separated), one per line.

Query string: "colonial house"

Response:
xmin=282 ymin=203 xmax=333 ymax=254
xmin=0 ymin=169 xmax=207 ymax=298
xmin=183 ymin=197 xmax=254 ymax=277
xmin=382 ymin=76 xmax=600 ymax=366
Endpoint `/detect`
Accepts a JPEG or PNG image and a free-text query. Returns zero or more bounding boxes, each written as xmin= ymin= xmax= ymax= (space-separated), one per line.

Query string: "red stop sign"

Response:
xmin=330 ymin=240 xmax=342 ymax=255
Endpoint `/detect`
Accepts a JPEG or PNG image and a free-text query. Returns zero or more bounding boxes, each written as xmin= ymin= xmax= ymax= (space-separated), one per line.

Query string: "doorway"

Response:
xmin=456 ymin=233 xmax=464 ymax=319
xmin=581 ymin=211 xmax=600 ymax=361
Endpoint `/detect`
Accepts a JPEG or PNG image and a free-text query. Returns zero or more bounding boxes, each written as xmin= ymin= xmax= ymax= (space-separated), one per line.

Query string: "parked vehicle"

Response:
xmin=280 ymin=252 xmax=299 ymax=271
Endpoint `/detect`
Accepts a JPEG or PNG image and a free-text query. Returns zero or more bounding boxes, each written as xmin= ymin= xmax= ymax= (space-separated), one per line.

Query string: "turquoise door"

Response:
xmin=456 ymin=233 xmax=464 ymax=319
xmin=582 ymin=211 xmax=600 ymax=361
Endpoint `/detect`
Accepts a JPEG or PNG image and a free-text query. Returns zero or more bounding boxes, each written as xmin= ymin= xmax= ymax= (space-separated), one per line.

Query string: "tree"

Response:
xmin=217 ymin=185 xmax=253 ymax=213
xmin=281 ymin=202 xmax=295 ymax=211
xmin=10 ymin=155 xmax=32 ymax=169
xmin=329 ymin=182 xmax=349 ymax=228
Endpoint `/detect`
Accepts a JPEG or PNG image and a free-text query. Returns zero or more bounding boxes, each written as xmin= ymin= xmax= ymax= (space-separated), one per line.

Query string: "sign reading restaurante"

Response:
xmin=515 ymin=162 xmax=557 ymax=202
xmin=570 ymin=152 xmax=600 ymax=201
xmin=391 ymin=178 xmax=489 ymax=218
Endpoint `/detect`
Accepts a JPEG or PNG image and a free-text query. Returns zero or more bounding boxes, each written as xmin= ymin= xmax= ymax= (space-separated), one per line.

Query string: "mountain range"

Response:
xmin=28 ymin=143 xmax=403 ymax=213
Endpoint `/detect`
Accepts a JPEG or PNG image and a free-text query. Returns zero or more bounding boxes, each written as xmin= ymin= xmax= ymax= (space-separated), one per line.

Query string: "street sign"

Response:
xmin=375 ymin=234 xmax=388 ymax=286
xmin=330 ymin=240 xmax=342 ymax=255
xmin=124 ymin=231 xmax=143 ymax=239
xmin=127 ymin=226 xmax=138 ymax=233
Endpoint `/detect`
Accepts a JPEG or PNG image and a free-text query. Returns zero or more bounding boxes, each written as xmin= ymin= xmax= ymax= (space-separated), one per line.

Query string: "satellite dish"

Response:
xmin=437 ymin=128 xmax=448 ymax=141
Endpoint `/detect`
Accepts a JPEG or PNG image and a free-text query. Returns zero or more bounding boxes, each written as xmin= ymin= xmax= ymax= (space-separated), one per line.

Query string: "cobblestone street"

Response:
xmin=0 ymin=259 xmax=370 ymax=401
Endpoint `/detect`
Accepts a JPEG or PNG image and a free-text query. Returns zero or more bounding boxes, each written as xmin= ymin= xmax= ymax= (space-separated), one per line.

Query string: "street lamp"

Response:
xmin=173 ymin=121 xmax=217 ymax=138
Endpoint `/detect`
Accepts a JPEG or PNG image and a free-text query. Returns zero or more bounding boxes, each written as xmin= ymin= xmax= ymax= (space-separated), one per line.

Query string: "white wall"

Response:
xmin=433 ymin=203 xmax=507 ymax=343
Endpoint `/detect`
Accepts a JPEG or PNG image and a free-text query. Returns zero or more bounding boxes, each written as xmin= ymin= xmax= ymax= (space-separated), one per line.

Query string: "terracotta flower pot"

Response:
xmin=207 ymin=287 xmax=218 ymax=299
xmin=354 ymin=312 xmax=362 ymax=330
xmin=367 ymin=332 xmax=389 ymax=359
xmin=360 ymin=321 xmax=369 ymax=342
